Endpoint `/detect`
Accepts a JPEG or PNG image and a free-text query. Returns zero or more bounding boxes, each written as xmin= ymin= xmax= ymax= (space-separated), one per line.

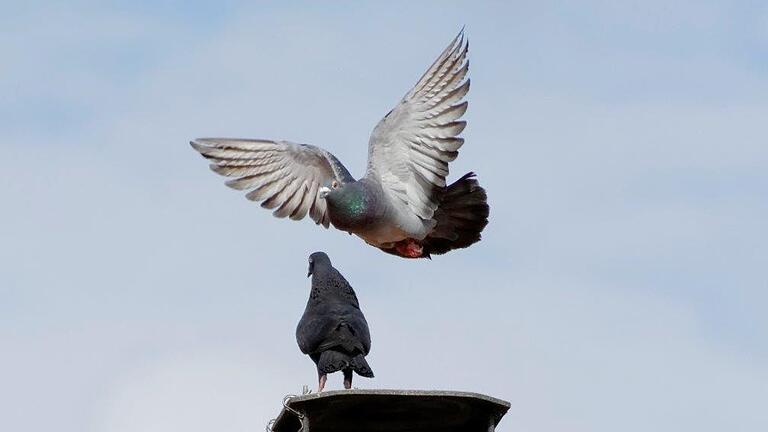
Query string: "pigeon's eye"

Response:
xmin=331 ymin=180 xmax=339 ymax=189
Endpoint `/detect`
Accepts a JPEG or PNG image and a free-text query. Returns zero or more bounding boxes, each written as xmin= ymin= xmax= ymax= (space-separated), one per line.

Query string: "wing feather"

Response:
xmin=288 ymin=181 xmax=313 ymax=221
xmin=262 ymin=175 xmax=297 ymax=210
xmin=273 ymin=179 xmax=305 ymax=218
xmin=191 ymin=138 xmax=354 ymax=227
xmin=365 ymin=30 xmax=471 ymax=221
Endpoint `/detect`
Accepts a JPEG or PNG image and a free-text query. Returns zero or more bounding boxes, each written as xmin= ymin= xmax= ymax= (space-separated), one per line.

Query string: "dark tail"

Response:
xmin=423 ymin=172 xmax=489 ymax=257
xmin=317 ymin=350 xmax=374 ymax=378
xmin=350 ymin=354 xmax=374 ymax=378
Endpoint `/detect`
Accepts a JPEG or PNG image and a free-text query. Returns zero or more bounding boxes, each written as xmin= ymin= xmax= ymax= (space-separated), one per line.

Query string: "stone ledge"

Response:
xmin=271 ymin=389 xmax=510 ymax=432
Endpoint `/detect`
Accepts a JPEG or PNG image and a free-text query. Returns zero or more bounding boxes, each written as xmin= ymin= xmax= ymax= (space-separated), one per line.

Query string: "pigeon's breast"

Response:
xmin=355 ymin=223 xmax=411 ymax=247
xmin=328 ymin=197 xmax=408 ymax=245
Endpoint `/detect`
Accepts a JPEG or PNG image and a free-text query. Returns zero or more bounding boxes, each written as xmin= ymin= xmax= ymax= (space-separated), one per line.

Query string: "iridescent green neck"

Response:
xmin=326 ymin=183 xmax=376 ymax=231
xmin=345 ymin=191 xmax=366 ymax=216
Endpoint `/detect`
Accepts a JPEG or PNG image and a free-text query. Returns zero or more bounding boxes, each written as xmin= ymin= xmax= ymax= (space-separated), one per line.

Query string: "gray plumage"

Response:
xmin=191 ymin=29 xmax=488 ymax=258
xmin=297 ymin=252 xmax=373 ymax=392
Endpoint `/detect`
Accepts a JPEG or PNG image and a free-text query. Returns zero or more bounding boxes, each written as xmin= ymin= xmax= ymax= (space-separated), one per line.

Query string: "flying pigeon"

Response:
xmin=191 ymin=30 xmax=489 ymax=258
xmin=297 ymin=252 xmax=373 ymax=392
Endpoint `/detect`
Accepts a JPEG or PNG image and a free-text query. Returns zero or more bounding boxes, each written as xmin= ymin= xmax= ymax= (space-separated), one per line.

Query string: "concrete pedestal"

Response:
xmin=270 ymin=389 xmax=510 ymax=432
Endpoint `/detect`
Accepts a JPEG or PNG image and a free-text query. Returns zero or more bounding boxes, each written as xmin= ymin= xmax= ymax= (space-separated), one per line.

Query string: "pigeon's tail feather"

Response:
xmin=423 ymin=172 xmax=489 ymax=256
xmin=317 ymin=350 xmax=374 ymax=378
xmin=350 ymin=354 xmax=374 ymax=378
xmin=316 ymin=350 xmax=350 ymax=374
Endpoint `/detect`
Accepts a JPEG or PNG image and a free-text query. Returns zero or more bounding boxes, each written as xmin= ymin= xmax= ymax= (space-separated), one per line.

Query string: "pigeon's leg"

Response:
xmin=343 ymin=369 xmax=353 ymax=389
xmin=318 ymin=373 xmax=327 ymax=392
xmin=394 ymin=238 xmax=424 ymax=258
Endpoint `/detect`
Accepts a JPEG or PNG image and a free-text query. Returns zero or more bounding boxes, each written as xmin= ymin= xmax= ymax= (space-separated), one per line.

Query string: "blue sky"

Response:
xmin=2 ymin=2 xmax=767 ymax=431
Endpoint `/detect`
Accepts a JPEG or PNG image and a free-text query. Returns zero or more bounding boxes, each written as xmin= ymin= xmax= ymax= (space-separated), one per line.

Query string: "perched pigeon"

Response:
xmin=191 ymin=30 xmax=489 ymax=258
xmin=297 ymin=252 xmax=373 ymax=392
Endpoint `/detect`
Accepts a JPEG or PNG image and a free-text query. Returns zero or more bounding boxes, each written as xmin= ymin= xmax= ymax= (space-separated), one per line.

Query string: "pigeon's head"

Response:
xmin=307 ymin=251 xmax=331 ymax=277
xmin=318 ymin=179 xmax=343 ymax=200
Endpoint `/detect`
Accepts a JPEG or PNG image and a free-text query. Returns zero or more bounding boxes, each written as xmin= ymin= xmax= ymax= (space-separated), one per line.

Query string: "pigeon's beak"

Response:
xmin=319 ymin=186 xmax=331 ymax=199
xmin=307 ymin=262 xmax=313 ymax=278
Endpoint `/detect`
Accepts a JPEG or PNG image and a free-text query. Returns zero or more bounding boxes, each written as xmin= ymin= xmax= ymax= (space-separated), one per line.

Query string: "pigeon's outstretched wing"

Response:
xmin=365 ymin=30 xmax=469 ymax=221
xmin=191 ymin=138 xmax=354 ymax=227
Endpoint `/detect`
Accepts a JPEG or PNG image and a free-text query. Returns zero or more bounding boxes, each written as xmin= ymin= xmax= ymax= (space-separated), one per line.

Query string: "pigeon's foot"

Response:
xmin=318 ymin=374 xmax=327 ymax=393
xmin=393 ymin=238 xmax=424 ymax=258
xmin=343 ymin=369 xmax=353 ymax=389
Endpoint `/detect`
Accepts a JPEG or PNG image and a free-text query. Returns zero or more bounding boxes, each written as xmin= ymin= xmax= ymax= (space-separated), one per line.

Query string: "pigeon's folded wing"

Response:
xmin=315 ymin=313 xmax=370 ymax=355
xmin=346 ymin=309 xmax=371 ymax=355
xmin=191 ymin=139 xmax=354 ymax=227
xmin=365 ymin=30 xmax=469 ymax=221
xmin=296 ymin=312 xmax=337 ymax=355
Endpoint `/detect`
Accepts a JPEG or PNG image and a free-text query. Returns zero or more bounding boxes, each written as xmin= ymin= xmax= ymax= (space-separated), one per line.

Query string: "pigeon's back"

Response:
xmin=316 ymin=267 xmax=361 ymax=308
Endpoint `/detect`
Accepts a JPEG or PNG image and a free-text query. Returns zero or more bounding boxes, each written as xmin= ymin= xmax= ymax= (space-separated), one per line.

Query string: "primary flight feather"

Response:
xmin=191 ymin=29 xmax=489 ymax=258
